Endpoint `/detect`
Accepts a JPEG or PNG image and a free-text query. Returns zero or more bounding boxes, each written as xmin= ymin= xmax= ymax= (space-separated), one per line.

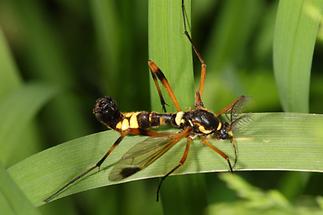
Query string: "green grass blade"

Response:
xmin=0 ymin=164 xmax=41 ymax=215
xmin=149 ymin=1 xmax=206 ymax=212
xmin=149 ymin=0 xmax=194 ymax=111
xmin=8 ymin=113 xmax=323 ymax=206
xmin=273 ymin=0 xmax=323 ymax=112
xmin=0 ymin=83 xmax=58 ymax=166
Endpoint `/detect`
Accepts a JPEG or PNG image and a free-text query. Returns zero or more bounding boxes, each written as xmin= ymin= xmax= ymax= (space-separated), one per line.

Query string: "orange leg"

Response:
xmin=148 ymin=60 xmax=181 ymax=112
xmin=181 ymin=0 xmax=207 ymax=106
xmin=201 ymin=138 xmax=233 ymax=172
xmin=194 ymin=92 xmax=204 ymax=108
xmin=156 ymin=135 xmax=192 ymax=201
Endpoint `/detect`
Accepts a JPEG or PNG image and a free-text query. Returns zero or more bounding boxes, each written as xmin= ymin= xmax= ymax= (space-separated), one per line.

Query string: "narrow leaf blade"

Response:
xmin=273 ymin=0 xmax=323 ymax=112
xmin=0 ymin=83 xmax=58 ymax=166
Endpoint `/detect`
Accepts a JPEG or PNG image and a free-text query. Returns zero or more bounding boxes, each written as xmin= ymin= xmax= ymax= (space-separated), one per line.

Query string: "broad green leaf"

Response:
xmin=8 ymin=113 xmax=323 ymax=207
xmin=273 ymin=0 xmax=323 ymax=112
xmin=0 ymin=83 xmax=58 ymax=166
xmin=0 ymin=164 xmax=40 ymax=215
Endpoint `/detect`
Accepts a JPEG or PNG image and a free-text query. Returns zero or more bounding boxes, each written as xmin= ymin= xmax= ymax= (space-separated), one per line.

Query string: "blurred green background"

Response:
xmin=0 ymin=0 xmax=323 ymax=214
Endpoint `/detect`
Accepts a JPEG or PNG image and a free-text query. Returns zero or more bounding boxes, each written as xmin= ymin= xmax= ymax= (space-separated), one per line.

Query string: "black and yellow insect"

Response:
xmin=44 ymin=0 xmax=247 ymax=202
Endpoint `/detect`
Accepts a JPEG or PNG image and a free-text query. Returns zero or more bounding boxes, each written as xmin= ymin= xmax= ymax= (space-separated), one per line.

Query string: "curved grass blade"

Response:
xmin=0 ymin=83 xmax=58 ymax=166
xmin=149 ymin=0 xmax=206 ymax=210
xmin=148 ymin=0 xmax=194 ymax=111
xmin=7 ymin=113 xmax=323 ymax=206
xmin=0 ymin=28 xmax=44 ymax=167
xmin=273 ymin=0 xmax=323 ymax=112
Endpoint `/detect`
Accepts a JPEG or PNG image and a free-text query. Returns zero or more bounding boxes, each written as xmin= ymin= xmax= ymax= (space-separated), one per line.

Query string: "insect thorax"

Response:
xmin=183 ymin=109 xmax=222 ymax=135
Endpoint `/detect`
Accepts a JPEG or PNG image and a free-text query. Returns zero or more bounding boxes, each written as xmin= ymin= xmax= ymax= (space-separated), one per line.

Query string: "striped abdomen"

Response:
xmin=115 ymin=111 xmax=183 ymax=131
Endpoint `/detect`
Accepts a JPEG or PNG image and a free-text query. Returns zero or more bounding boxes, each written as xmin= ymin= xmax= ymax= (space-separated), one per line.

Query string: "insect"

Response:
xmin=44 ymin=0 xmax=247 ymax=202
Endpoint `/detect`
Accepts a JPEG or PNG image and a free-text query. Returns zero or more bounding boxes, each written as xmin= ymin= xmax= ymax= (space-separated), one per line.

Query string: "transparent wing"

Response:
xmin=215 ymin=96 xmax=250 ymax=168
xmin=109 ymin=135 xmax=182 ymax=181
xmin=223 ymin=96 xmax=250 ymax=130
xmin=228 ymin=96 xmax=248 ymax=122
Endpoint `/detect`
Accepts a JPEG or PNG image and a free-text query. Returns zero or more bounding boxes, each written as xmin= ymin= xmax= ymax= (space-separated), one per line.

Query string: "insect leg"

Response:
xmin=156 ymin=136 xmax=192 ymax=202
xmin=148 ymin=60 xmax=181 ymax=112
xmin=201 ymin=138 xmax=233 ymax=172
xmin=231 ymin=137 xmax=238 ymax=168
xmin=194 ymin=91 xmax=204 ymax=108
xmin=44 ymin=133 xmax=126 ymax=203
xmin=95 ymin=134 xmax=126 ymax=168
xmin=149 ymin=66 xmax=167 ymax=112
xmin=181 ymin=0 xmax=207 ymax=105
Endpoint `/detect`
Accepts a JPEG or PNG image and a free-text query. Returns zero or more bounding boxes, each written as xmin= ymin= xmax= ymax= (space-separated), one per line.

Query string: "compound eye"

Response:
xmin=220 ymin=129 xmax=228 ymax=139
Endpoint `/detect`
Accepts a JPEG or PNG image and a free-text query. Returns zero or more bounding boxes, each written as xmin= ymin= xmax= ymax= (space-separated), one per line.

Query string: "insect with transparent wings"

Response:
xmin=44 ymin=0 xmax=248 ymax=202
xmin=108 ymin=95 xmax=247 ymax=201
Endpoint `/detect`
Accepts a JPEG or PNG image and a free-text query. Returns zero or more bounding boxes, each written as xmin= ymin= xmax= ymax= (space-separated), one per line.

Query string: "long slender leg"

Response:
xmin=44 ymin=134 xmax=127 ymax=202
xmin=201 ymin=138 xmax=233 ymax=172
xmin=150 ymin=69 xmax=167 ymax=112
xmin=95 ymin=135 xmax=126 ymax=168
xmin=194 ymin=91 xmax=204 ymax=108
xmin=181 ymin=0 xmax=207 ymax=103
xmin=231 ymin=137 xmax=238 ymax=168
xmin=156 ymin=136 xmax=192 ymax=202
xmin=148 ymin=60 xmax=181 ymax=112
